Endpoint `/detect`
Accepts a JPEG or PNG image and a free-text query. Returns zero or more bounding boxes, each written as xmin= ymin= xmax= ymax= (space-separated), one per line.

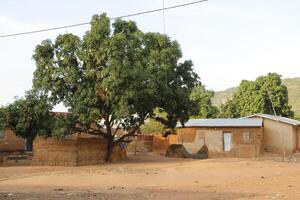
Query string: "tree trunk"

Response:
xmin=106 ymin=136 xmax=114 ymax=162
xmin=25 ymin=136 xmax=33 ymax=152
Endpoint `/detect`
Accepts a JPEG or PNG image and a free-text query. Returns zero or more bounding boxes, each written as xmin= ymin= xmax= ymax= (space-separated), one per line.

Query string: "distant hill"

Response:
xmin=212 ymin=77 xmax=300 ymax=119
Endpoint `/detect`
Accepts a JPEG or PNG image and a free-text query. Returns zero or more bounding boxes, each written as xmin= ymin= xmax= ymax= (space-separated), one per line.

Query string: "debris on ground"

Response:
xmin=165 ymin=144 xmax=192 ymax=158
xmin=192 ymin=145 xmax=208 ymax=159
xmin=166 ymin=144 xmax=208 ymax=160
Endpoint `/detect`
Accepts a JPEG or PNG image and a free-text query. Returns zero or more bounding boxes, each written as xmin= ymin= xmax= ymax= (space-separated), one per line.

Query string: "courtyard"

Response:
xmin=1 ymin=153 xmax=300 ymax=200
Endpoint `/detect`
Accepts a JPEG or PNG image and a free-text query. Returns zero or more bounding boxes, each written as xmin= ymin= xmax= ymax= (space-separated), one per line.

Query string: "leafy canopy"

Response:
xmin=1 ymin=91 xmax=54 ymax=139
xmin=32 ymin=13 xmax=199 ymax=149
xmin=0 ymin=107 xmax=7 ymax=130
xmin=190 ymin=85 xmax=219 ymax=119
xmin=219 ymin=73 xmax=294 ymax=118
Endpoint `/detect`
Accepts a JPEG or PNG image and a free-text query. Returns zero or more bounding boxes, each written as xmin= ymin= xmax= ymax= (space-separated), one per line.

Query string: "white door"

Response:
xmin=223 ymin=133 xmax=232 ymax=151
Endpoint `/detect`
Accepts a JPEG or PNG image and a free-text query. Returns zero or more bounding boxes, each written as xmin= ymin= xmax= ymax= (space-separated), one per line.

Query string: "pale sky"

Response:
xmin=1 ymin=0 xmax=300 ymax=111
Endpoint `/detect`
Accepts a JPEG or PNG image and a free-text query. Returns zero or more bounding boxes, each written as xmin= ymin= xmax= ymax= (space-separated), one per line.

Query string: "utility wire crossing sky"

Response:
xmin=0 ymin=0 xmax=300 ymax=111
xmin=0 ymin=0 xmax=208 ymax=38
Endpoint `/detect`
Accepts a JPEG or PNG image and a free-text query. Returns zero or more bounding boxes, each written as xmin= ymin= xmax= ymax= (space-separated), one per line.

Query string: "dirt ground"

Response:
xmin=1 ymin=153 xmax=300 ymax=200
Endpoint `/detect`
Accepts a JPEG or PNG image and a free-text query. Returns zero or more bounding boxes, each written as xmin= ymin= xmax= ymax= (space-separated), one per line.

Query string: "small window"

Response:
xmin=241 ymin=132 xmax=251 ymax=143
xmin=0 ymin=130 xmax=5 ymax=139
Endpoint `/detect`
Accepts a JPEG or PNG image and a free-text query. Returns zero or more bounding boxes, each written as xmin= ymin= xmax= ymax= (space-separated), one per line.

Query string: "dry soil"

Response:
xmin=1 ymin=153 xmax=300 ymax=200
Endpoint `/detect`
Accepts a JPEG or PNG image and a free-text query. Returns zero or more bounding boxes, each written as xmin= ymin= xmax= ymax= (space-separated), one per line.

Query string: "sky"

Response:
xmin=0 ymin=0 xmax=300 ymax=111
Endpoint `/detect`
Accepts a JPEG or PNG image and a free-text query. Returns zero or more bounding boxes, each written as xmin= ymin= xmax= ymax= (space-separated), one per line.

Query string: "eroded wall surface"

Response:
xmin=261 ymin=118 xmax=295 ymax=153
xmin=177 ymin=127 xmax=262 ymax=158
xmin=0 ymin=129 xmax=25 ymax=152
xmin=32 ymin=137 xmax=126 ymax=166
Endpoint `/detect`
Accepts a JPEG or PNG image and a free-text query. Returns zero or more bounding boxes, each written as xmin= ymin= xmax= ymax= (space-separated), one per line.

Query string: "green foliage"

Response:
xmin=213 ymin=77 xmax=300 ymax=119
xmin=141 ymin=108 xmax=167 ymax=134
xmin=219 ymin=73 xmax=294 ymax=118
xmin=0 ymin=90 xmax=73 ymax=141
xmin=141 ymin=119 xmax=165 ymax=135
xmin=190 ymin=85 xmax=219 ymax=118
xmin=32 ymin=13 xmax=199 ymax=160
xmin=0 ymin=107 xmax=7 ymax=130
xmin=50 ymin=114 xmax=75 ymax=138
xmin=2 ymin=90 xmax=53 ymax=139
xmin=218 ymin=99 xmax=239 ymax=118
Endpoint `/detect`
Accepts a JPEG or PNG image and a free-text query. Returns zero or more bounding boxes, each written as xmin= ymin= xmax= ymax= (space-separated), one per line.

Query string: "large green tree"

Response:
xmin=32 ymin=13 xmax=199 ymax=161
xmin=190 ymin=85 xmax=219 ymax=118
xmin=219 ymin=73 xmax=294 ymax=118
xmin=1 ymin=91 xmax=54 ymax=151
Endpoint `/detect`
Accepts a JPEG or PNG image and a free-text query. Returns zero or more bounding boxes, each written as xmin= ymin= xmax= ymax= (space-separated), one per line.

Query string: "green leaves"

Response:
xmin=0 ymin=107 xmax=7 ymax=130
xmin=32 ymin=13 xmax=199 ymax=140
xmin=190 ymin=85 xmax=219 ymax=119
xmin=219 ymin=73 xmax=294 ymax=118
xmin=2 ymin=90 xmax=53 ymax=139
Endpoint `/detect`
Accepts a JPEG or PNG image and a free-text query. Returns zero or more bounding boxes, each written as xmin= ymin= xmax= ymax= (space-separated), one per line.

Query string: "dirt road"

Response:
xmin=1 ymin=153 xmax=300 ymax=199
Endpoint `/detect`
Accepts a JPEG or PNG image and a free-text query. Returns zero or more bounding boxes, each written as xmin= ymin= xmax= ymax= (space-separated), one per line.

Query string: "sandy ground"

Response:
xmin=1 ymin=153 xmax=300 ymax=200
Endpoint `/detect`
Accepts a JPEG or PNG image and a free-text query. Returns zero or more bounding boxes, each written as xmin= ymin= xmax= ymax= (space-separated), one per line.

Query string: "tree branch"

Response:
xmin=115 ymin=126 xmax=140 ymax=144
xmin=112 ymin=121 xmax=121 ymax=136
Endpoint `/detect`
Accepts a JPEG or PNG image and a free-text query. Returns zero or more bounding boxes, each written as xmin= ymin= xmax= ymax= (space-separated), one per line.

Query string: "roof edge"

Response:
xmin=244 ymin=114 xmax=300 ymax=126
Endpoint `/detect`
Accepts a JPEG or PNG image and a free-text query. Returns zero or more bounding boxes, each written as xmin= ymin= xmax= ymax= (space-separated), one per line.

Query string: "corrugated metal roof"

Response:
xmin=245 ymin=113 xmax=300 ymax=126
xmin=177 ymin=118 xmax=263 ymax=128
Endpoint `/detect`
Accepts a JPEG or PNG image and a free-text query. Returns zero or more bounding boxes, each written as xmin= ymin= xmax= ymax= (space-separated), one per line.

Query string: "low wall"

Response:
xmin=127 ymin=134 xmax=178 ymax=154
xmin=127 ymin=135 xmax=154 ymax=153
xmin=32 ymin=137 xmax=126 ymax=166
xmin=153 ymin=135 xmax=178 ymax=153
xmin=0 ymin=129 xmax=25 ymax=152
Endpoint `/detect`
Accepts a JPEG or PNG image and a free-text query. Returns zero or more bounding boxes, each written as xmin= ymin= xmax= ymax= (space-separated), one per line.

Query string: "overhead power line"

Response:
xmin=0 ymin=0 xmax=208 ymax=38
xmin=162 ymin=0 xmax=166 ymax=34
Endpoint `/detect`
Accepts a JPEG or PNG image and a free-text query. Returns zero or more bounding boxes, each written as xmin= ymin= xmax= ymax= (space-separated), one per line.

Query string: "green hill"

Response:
xmin=212 ymin=77 xmax=300 ymax=119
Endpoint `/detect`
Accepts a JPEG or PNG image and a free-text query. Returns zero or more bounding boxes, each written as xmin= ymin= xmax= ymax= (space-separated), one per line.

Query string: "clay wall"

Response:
xmin=176 ymin=127 xmax=262 ymax=158
xmin=261 ymin=118 xmax=296 ymax=153
xmin=32 ymin=137 xmax=126 ymax=166
xmin=0 ymin=128 xmax=25 ymax=152
xmin=152 ymin=135 xmax=178 ymax=153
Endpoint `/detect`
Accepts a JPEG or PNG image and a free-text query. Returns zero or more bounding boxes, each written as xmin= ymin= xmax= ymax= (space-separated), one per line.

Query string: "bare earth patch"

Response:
xmin=1 ymin=153 xmax=300 ymax=200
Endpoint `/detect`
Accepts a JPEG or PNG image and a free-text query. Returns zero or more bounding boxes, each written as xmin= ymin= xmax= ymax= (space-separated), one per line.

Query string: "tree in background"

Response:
xmin=137 ymin=85 xmax=219 ymax=135
xmin=141 ymin=108 xmax=166 ymax=135
xmin=190 ymin=85 xmax=219 ymax=118
xmin=141 ymin=119 xmax=165 ymax=135
xmin=0 ymin=107 xmax=7 ymax=130
xmin=0 ymin=91 xmax=54 ymax=151
xmin=32 ymin=13 xmax=199 ymax=161
xmin=218 ymin=99 xmax=239 ymax=118
xmin=219 ymin=73 xmax=294 ymax=118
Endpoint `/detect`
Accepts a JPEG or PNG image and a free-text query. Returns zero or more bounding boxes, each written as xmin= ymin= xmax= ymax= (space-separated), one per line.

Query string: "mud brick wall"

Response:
xmin=0 ymin=129 xmax=25 ymax=152
xmin=152 ymin=135 xmax=178 ymax=153
xmin=32 ymin=137 xmax=126 ymax=166
xmin=177 ymin=127 xmax=263 ymax=158
xmin=127 ymin=135 xmax=154 ymax=153
xmin=127 ymin=134 xmax=178 ymax=154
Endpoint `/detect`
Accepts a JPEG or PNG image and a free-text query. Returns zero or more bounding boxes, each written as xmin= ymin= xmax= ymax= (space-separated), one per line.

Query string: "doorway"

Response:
xmin=223 ymin=132 xmax=232 ymax=151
